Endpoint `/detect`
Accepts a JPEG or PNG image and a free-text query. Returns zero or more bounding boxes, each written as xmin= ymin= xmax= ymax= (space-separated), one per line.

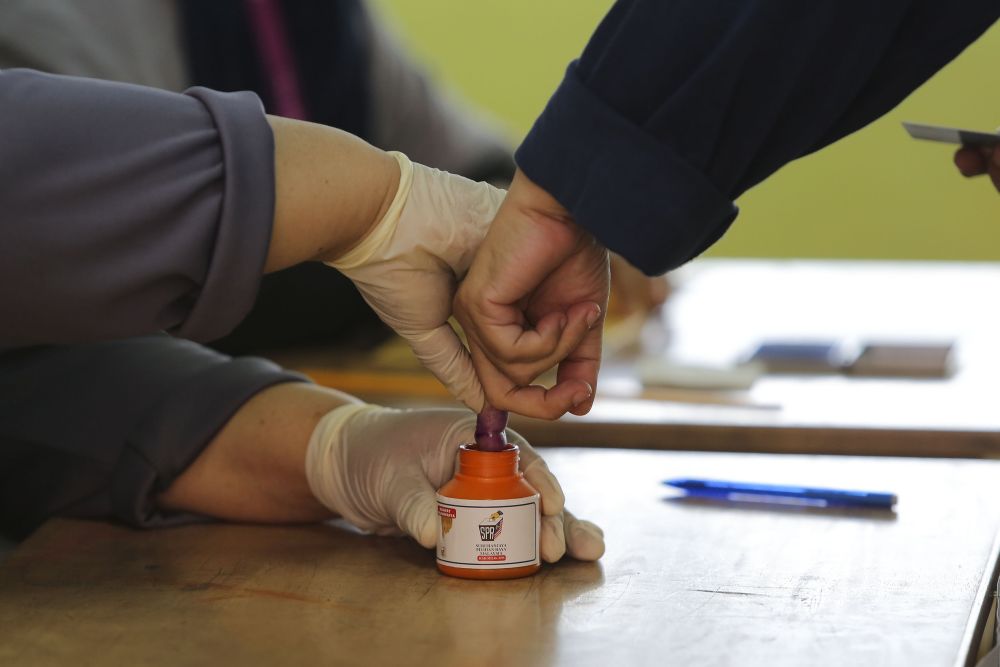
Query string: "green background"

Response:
xmin=372 ymin=0 xmax=1000 ymax=260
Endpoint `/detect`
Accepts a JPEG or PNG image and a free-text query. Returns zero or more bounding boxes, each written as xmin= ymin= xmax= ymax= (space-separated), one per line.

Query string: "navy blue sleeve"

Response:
xmin=515 ymin=1 xmax=1000 ymax=275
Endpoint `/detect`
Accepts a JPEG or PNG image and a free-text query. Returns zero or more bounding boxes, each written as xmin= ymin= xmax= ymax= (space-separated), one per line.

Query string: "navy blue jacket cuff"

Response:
xmin=515 ymin=62 xmax=737 ymax=276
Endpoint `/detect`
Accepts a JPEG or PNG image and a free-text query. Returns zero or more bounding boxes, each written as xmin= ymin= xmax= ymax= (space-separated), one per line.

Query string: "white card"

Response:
xmin=903 ymin=121 xmax=1000 ymax=147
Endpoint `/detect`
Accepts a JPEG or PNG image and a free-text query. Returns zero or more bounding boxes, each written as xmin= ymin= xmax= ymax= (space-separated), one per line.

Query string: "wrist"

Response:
xmin=508 ymin=168 xmax=574 ymax=229
xmin=323 ymin=151 xmax=411 ymax=269
xmin=264 ymin=115 xmax=401 ymax=272
xmin=323 ymin=150 xmax=401 ymax=264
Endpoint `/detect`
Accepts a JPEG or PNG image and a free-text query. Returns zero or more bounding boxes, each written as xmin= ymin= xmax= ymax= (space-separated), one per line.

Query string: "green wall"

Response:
xmin=372 ymin=1 xmax=1000 ymax=260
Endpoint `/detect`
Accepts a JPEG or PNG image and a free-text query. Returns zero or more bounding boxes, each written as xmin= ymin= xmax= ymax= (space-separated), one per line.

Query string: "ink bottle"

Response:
xmin=436 ymin=409 xmax=540 ymax=580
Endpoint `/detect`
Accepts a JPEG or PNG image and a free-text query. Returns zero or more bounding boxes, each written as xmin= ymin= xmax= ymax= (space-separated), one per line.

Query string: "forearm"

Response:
xmin=0 ymin=70 xmax=399 ymax=345
xmin=157 ymin=383 xmax=360 ymax=523
xmin=516 ymin=0 xmax=1000 ymax=274
xmin=264 ymin=115 xmax=400 ymax=272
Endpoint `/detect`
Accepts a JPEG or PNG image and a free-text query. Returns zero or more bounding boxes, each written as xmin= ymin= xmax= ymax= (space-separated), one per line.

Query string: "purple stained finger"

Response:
xmin=475 ymin=405 xmax=509 ymax=451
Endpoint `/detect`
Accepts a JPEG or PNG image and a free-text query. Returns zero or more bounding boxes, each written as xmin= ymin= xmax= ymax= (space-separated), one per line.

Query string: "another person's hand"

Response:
xmin=607 ymin=252 xmax=671 ymax=320
xmin=304 ymin=404 xmax=605 ymax=562
xmin=954 ymin=143 xmax=1000 ymax=192
xmin=453 ymin=169 xmax=610 ymax=420
xmin=326 ymin=152 xmax=505 ymax=412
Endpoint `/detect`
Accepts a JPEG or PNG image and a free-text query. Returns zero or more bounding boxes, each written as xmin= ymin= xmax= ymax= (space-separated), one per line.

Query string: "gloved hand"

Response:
xmin=304 ymin=403 xmax=605 ymax=563
xmin=326 ymin=152 xmax=505 ymax=412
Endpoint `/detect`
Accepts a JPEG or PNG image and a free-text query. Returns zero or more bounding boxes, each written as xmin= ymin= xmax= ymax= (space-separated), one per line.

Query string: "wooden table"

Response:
xmin=540 ymin=259 xmax=1000 ymax=457
xmin=277 ymin=259 xmax=1000 ymax=458
xmin=3 ymin=448 xmax=1000 ymax=667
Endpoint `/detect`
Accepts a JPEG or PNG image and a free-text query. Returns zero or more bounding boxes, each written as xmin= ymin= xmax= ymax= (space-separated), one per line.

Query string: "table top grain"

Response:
xmin=3 ymin=448 xmax=999 ymax=667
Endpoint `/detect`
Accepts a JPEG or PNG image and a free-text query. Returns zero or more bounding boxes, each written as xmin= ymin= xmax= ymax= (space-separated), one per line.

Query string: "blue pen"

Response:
xmin=663 ymin=478 xmax=897 ymax=509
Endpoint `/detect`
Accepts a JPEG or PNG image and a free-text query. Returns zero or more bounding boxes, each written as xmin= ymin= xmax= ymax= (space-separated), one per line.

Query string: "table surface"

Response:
xmin=4 ymin=448 xmax=1000 ymax=667
xmin=277 ymin=259 xmax=1000 ymax=457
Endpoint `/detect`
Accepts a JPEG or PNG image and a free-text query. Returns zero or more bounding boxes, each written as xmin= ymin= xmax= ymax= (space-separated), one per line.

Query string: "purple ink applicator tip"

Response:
xmin=475 ymin=405 xmax=509 ymax=451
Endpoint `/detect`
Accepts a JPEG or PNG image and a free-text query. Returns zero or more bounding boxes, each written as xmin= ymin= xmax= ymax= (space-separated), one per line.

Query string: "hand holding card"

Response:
xmin=903 ymin=121 xmax=1000 ymax=192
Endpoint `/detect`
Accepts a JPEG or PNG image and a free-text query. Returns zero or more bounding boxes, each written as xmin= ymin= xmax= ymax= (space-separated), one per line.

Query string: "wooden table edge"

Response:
xmin=957 ymin=526 xmax=1000 ymax=667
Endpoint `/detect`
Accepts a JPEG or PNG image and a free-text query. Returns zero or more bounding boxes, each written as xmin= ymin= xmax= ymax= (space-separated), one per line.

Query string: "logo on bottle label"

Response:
xmin=478 ymin=511 xmax=503 ymax=541
xmin=436 ymin=495 xmax=539 ymax=569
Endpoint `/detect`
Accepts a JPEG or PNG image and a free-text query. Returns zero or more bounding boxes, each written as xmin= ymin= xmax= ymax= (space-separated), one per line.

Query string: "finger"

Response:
xmin=451 ymin=208 xmax=583 ymax=366
xmin=406 ymin=322 xmax=486 ymax=412
xmin=471 ymin=301 xmax=601 ymax=387
xmin=423 ymin=412 xmax=476 ymax=485
xmin=470 ymin=302 xmax=597 ymax=372
xmin=540 ymin=513 xmax=567 ymax=563
xmin=557 ymin=322 xmax=604 ymax=416
xmin=391 ymin=474 xmax=439 ymax=549
xmin=471 ymin=345 xmax=592 ymax=419
xmin=955 ymin=147 xmax=987 ymax=176
xmin=563 ymin=510 xmax=606 ymax=561
xmin=510 ymin=438 xmax=565 ymax=516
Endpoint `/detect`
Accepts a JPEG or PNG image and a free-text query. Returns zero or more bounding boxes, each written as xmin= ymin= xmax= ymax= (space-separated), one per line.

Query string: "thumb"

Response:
xmin=391 ymin=472 xmax=440 ymax=549
xmin=514 ymin=439 xmax=565 ymax=516
xmin=564 ymin=510 xmax=605 ymax=561
xmin=405 ymin=322 xmax=485 ymax=412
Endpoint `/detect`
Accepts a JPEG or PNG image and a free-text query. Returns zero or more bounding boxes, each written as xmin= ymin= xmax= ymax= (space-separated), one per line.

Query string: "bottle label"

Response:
xmin=435 ymin=494 xmax=540 ymax=569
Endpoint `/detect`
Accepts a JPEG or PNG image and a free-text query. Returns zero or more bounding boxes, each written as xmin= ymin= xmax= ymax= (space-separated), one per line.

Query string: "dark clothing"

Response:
xmin=0 ymin=69 xmax=274 ymax=345
xmin=180 ymin=0 xmax=371 ymax=153
xmin=0 ymin=337 xmax=303 ymax=539
xmin=180 ymin=0 xmax=388 ymax=353
xmin=0 ymin=70 xmax=305 ymax=538
xmin=516 ymin=0 xmax=1000 ymax=275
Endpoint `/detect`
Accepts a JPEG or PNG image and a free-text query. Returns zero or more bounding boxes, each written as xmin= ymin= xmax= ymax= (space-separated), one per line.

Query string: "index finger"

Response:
xmin=469 ymin=342 xmax=593 ymax=420
xmin=555 ymin=317 xmax=604 ymax=416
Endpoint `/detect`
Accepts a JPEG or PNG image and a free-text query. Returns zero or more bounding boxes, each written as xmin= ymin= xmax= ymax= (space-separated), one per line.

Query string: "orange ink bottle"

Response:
xmin=436 ymin=407 xmax=541 ymax=580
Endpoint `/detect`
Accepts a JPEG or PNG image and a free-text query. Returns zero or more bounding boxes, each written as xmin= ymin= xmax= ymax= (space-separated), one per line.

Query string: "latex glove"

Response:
xmin=326 ymin=152 xmax=505 ymax=412
xmin=304 ymin=404 xmax=605 ymax=563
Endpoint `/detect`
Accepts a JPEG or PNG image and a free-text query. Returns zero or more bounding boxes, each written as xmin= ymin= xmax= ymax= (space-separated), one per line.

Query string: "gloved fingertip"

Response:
xmin=411 ymin=515 xmax=438 ymax=550
xmin=565 ymin=516 xmax=606 ymax=561
xmin=523 ymin=461 xmax=565 ymax=516
xmin=416 ymin=529 xmax=438 ymax=550
xmin=395 ymin=489 xmax=441 ymax=550
xmin=540 ymin=514 xmax=566 ymax=564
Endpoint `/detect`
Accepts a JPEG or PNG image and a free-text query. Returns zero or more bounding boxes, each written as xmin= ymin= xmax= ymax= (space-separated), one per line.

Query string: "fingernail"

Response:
xmin=585 ymin=306 xmax=602 ymax=328
xmin=571 ymin=384 xmax=593 ymax=407
xmin=558 ymin=314 xmax=568 ymax=330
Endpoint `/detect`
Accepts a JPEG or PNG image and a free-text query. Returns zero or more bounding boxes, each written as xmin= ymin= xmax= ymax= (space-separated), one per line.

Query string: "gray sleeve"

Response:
xmin=0 ymin=335 xmax=308 ymax=537
xmin=0 ymin=68 xmax=276 ymax=345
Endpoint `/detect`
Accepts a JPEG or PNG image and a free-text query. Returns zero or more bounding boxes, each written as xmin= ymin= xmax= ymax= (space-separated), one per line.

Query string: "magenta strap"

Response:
xmin=245 ymin=0 xmax=308 ymax=120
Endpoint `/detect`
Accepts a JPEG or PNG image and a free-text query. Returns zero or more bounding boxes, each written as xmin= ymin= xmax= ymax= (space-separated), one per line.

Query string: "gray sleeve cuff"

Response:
xmin=173 ymin=87 xmax=276 ymax=342
xmin=110 ymin=356 xmax=304 ymax=528
xmin=0 ymin=70 xmax=275 ymax=345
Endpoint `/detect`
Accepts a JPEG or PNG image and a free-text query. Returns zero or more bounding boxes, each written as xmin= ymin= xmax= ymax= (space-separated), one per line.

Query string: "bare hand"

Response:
xmin=454 ymin=169 xmax=610 ymax=420
xmin=954 ymin=144 xmax=1000 ymax=192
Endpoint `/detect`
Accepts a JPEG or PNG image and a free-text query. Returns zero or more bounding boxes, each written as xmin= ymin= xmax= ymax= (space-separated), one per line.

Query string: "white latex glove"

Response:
xmin=326 ymin=152 xmax=504 ymax=412
xmin=304 ymin=404 xmax=605 ymax=563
